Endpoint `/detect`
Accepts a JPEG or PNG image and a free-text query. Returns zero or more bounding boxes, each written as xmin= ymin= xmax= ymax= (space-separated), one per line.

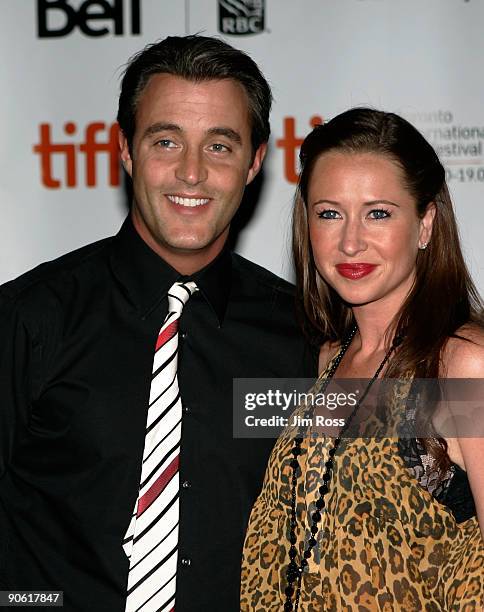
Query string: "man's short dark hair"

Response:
xmin=117 ymin=34 xmax=272 ymax=154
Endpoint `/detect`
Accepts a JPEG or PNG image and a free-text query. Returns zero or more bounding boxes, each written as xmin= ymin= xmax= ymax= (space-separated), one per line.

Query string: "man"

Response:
xmin=0 ymin=36 xmax=315 ymax=611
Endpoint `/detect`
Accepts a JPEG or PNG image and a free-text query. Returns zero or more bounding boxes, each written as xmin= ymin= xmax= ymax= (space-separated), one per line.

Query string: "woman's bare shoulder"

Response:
xmin=441 ymin=323 xmax=484 ymax=378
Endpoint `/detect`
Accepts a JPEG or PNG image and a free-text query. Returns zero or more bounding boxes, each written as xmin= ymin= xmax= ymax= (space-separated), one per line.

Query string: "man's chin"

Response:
xmin=163 ymin=237 xmax=213 ymax=253
xmin=161 ymin=225 xmax=230 ymax=255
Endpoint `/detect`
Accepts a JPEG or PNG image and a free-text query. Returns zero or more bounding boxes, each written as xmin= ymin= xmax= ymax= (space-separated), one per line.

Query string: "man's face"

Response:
xmin=119 ymin=74 xmax=266 ymax=273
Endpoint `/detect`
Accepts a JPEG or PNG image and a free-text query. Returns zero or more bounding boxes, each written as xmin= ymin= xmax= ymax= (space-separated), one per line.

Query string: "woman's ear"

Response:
xmin=418 ymin=202 xmax=436 ymax=249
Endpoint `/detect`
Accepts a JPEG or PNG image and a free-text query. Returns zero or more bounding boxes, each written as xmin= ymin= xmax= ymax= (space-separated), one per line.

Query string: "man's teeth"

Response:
xmin=167 ymin=195 xmax=209 ymax=207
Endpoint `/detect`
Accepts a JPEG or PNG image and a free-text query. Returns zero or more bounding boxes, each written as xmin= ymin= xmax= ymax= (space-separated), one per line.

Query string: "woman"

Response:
xmin=241 ymin=108 xmax=484 ymax=611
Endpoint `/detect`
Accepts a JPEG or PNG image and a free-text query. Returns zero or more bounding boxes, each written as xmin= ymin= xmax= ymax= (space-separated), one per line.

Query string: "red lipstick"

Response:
xmin=336 ymin=263 xmax=377 ymax=279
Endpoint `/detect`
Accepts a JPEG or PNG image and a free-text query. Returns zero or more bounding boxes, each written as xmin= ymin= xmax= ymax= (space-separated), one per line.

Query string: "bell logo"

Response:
xmin=33 ymin=122 xmax=120 ymax=189
xmin=218 ymin=0 xmax=265 ymax=36
xmin=37 ymin=0 xmax=141 ymax=38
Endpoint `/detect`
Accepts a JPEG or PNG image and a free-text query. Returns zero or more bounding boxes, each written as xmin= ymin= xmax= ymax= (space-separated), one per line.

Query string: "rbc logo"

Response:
xmin=37 ymin=0 xmax=141 ymax=38
xmin=218 ymin=0 xmax=265 ymax=36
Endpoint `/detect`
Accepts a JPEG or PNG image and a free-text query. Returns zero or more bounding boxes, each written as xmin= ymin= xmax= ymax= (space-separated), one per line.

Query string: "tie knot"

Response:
xmin=167 ymin=281 xmax=198 ymax=315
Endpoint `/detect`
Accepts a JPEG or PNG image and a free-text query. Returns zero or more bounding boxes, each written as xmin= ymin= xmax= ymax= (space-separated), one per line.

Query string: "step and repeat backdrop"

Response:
xmin=1 ymin=0 xmax=483 ymax=292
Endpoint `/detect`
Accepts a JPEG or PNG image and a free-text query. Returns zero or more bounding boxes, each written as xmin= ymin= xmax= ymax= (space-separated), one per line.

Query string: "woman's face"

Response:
xmin=307 ymin=151 xmax=434 ymax=312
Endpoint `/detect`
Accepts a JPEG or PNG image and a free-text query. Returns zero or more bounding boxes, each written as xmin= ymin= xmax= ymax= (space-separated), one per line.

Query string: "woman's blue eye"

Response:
xmin=369 ymin=208 xmax=391 ymax=219
xmin=317 ymin=210 xmax=340 ymax=219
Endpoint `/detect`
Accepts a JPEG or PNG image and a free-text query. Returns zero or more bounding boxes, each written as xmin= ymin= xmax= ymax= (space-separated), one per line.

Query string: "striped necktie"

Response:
xmin=123 ymin=280 xmax=198 ymax=612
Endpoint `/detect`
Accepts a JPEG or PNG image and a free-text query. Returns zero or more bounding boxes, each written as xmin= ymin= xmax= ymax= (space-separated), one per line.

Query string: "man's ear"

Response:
xmin=246 ymin=143 xmax=267 ymax=185
xmin=419 ymin=201 xmax=436 ymax=248
xmin=118 ymin=127 xmax=133 ymax=177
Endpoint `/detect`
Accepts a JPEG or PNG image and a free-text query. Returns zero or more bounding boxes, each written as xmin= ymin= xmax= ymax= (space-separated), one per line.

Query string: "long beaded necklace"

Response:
xmin=284 ymin=326 xmax=402 ymax=612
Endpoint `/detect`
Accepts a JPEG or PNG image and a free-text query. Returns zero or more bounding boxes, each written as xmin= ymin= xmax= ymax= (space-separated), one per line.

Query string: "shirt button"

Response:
xmin=181 ymin=557 xmax=191 ymax=567
xmin=180 ymin=331 xmax=188 ymax=340
xmin=182 ymin=480 xmax=191 ymax=489
xmin=183 ymin=405 xmax=190 ymax=413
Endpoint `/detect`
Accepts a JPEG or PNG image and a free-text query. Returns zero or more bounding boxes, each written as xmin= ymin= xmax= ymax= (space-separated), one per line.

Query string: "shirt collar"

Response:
xmin=110 ymin=216 xmax=231 ymax=325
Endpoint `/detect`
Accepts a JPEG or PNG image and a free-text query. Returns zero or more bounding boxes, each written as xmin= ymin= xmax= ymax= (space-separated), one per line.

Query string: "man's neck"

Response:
xmin=131 ymin=213 xmax=229 ymax=275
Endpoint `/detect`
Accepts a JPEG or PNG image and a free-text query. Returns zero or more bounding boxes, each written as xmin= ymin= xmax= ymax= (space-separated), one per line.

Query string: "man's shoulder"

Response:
xmin=0 ymin=236 xmax=114 ymax=307
xmin=230 ymin=252 xmax=318 ymax=374
xmin=231 ymin=252 xmax=295 ymax=299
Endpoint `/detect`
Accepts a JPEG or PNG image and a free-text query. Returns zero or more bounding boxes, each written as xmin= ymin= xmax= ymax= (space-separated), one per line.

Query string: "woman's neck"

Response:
xmin=349 ymin=276 xmax=413 ymax=354
xmin=351 ymin=302 xmax=398 ymax=355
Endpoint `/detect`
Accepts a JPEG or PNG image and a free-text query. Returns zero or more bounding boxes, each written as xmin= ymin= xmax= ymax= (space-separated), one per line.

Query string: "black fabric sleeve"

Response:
xmin=0 ymin=291 xmax=37 ymax=478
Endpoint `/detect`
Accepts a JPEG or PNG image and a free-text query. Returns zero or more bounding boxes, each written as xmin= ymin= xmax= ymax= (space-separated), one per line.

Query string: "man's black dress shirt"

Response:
xmin=0 ymin=217 xmax=316 ymax=611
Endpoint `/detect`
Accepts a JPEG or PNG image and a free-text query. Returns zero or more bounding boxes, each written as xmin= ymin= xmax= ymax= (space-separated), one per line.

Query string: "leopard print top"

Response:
xmin=241 ymin=366 xmax=484 ymax=611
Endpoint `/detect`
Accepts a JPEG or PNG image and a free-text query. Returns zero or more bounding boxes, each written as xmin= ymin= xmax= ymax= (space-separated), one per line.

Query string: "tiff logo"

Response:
xmin=218 ymin=0 xmax=265 ymax=36
xmin=276 ymin=115 xmax=324 ymax=183
xmin=37 ymin=0 xmax=141 ymax=38
xmin=33 ymin=122 xmax=120 ymax=188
